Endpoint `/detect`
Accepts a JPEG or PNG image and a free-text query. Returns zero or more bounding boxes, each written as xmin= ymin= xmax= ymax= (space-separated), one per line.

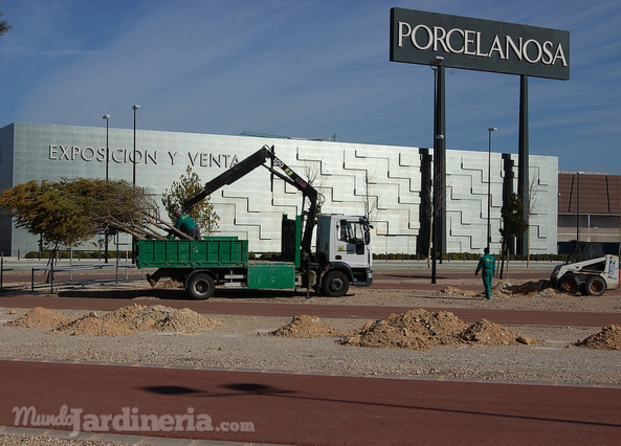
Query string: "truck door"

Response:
xmin=335 ymin=219 xmax=370 ymax=268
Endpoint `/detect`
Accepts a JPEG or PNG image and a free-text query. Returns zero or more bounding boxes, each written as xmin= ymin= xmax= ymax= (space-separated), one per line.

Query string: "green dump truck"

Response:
xmin=137 ymin=145 xmax=373 ymax=299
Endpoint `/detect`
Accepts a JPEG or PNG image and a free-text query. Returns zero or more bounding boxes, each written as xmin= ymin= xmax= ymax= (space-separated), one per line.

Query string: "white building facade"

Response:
xmin=0 ymin=122 xmax=558 ymax=256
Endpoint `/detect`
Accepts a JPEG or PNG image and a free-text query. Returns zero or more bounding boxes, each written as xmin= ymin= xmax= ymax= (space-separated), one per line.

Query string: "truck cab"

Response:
xmin=315 ymin=215 xmax=373 ymax=296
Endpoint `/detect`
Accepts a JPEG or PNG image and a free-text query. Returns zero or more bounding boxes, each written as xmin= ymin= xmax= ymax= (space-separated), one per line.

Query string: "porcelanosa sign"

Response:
xmin=390 ymin=8 xmax=570 ymax=80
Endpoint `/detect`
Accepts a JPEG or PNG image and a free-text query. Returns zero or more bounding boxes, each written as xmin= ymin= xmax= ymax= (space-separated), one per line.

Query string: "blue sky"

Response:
xmin=1 ymin=0 xmax=620 ymax=174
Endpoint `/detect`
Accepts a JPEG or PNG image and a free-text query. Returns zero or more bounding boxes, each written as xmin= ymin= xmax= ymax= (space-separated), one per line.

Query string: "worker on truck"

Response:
xmin=174 ymin=209 xmax=201 ymax=240
xmin=147 ymin=209 xmax=200 ymax=287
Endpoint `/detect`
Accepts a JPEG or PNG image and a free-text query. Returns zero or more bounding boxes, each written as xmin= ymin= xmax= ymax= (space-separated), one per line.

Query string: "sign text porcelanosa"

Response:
xmin=48 ymin=144 xmax=240 ymax=168
xmin=390 ymin=8 xmax=570 ymax=80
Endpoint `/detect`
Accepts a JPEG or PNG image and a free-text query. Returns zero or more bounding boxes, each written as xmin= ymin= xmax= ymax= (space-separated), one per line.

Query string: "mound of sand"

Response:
xmin=55 ymin=304 xmax=222 ymax=336
xmin=103 ymin=304 xmax=222 ymax=333
xmin=54 ymin=312 xmax=135 ymax=336
xmin=268 ymin=315 xmax=344 ymax=338
xmin=339 ymin=309 xmax=468 ymax=350
xmin=499 ymin=280 xmax=562 ymax=298
xmin=6 ymin=304 xmax=222 ymax=337
xmin=339 ymin=309 xmax=534 ymax=350
xmin=458 ymin=318 xmax=534 ymax=346
xmin=575 ymin=325 xmax=621 ymax=351
xmin=436 ymin=280 xmax=565 ymax=299
xmin=438 ymin=287 xmax=478 ymax=297
xmin=4 ymin=307 xmax=73 ymax=328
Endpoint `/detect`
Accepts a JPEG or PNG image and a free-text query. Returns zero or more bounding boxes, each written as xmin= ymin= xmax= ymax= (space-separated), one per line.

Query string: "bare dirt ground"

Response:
xmin=1 ymin=263 xmax=620 ymax=445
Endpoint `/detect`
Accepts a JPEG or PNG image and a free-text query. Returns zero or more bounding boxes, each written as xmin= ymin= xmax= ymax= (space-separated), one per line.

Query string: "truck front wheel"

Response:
xmin=323 ymin=271 xmax=349 ymax=297
xmin=187 ymin=273 xmax=215 ymax=300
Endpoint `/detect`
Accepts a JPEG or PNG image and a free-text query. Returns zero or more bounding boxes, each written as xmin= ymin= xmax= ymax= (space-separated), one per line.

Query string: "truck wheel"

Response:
xmin=323 ymin=271 xmax=349 ymax=297
xmin=187 ymin=273 xmax=215 ymax=300
xmin=558 ymin=274 xmax=580 ymax=293
xmin=584 ymin=276 xmax=606 ymax=296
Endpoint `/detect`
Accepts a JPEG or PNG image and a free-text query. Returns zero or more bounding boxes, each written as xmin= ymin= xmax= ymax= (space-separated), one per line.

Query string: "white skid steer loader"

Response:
xmin=550 ymin=241 xmax=620 ymax=296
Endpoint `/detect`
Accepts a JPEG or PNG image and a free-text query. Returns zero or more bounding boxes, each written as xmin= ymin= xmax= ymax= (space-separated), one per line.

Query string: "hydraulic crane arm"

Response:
xmin=185 ymin=146 xmax=272 ymax=209
xmin=184 ymin=145 xmax=319 ymax=256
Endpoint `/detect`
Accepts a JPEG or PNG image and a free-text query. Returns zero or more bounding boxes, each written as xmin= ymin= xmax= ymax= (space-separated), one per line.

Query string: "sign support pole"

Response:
xmin=432 ymin=63 xmax=446 ymax=283
xmin=518 ymin=75 xmax=530 ymax=256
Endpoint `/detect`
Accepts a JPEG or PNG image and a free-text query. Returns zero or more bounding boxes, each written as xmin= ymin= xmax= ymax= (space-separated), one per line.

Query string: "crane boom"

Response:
xmin=184 ymin=145 xmax=319 ymax=257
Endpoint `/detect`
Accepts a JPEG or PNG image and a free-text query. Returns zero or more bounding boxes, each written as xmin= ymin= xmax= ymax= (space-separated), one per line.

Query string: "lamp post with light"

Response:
xmin=103 ymin=115 xmax=110 ymax=181
xmin=103 ymin=114 xmax=110 ymax=263
xmin=131 ymin=105 xmax=140 ymax=263
xmin=487 ymin=127 xmax=497 ymax=251
xmin=132 ymin=105 xmax=140 ymax=186
xmin=576 ymin=171 xmax=584 ymax=241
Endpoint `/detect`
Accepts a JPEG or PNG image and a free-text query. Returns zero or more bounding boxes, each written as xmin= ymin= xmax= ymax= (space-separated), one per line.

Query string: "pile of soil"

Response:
xmin=4 ymin=307 xmax=73 ymax=328
xmin=339 ymin=309 xmax=468 ymax=350
xmin=7 ymin=304 xmax=222 ymax=336
xmin=458 ymin=318 xmax=534 ymax=346
xmin=436 ymin=280 xmax=565 ymax=299
xmin=499 ymin=280 xmax=562 ymax=298
xmin=54 ymin=312 xmax=134 ymax=336
xmin=268 ymin=315 xmax=344 ymax=338
xmin=338 ymin=309 xmax=534 ymax=350
xmin=575 ymin=325 xmax=621 ymax=351
xmin=158 ymin=279 xmax=184 ymax=289
xmin=438 ymin=287 xmax=478 ymax=297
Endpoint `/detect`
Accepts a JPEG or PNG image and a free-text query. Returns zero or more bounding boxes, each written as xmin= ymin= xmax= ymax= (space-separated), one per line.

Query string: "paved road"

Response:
xmin=2 ymin=263 xmax=620 ymax=327
xmin=0 ymin=260 xmax=557 ymax=291
xmin=2 ymin=360 xmax=620 ymax=446
xmin=1 ymin=291 xmax=620 ymax=327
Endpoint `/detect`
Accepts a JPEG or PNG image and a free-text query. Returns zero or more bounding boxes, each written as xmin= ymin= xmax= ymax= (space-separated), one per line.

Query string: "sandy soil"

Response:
xmin=1 ymin=265 xmax=620 ymax=445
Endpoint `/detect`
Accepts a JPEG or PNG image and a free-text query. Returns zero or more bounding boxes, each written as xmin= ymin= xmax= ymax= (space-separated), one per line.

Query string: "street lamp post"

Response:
xmin=431 ymin=134 xmax=444 ymax=285
xmin=103 ymin=115 xmax=110 ymax=181
xmin=103 ymin=114 xmax=110 ymax=263
xmin=131 ymin=105 xmax=140 ymax=264
xmin=576 ymin=172 xmax=579 ymax=241
xmin=132 ymin=105 xmax=140 ymax=186
xmin=487 ymin=127 xmax=497 ymax=251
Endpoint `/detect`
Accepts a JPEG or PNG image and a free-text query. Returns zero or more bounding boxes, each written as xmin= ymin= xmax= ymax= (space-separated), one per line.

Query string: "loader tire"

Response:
xmin=558 ymin=274 xmax=580 ymax=293
xmin=584 ymin=276 xmax=606 ymax=296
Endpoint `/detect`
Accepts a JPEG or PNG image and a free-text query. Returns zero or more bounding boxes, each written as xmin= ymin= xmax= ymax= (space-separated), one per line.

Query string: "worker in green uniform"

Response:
xmin=174 ymin=209 xmax=201 ymax=240
xmin=147 ymin=209 xmax=201 ymax=287
xmin=475 ymin=247 xmax=496 ymax=300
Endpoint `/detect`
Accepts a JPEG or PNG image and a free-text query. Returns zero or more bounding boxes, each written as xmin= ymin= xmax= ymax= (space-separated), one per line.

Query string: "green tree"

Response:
xmin=499 ymin=193 xmax=529 ymax=278
xmin=161 ymin=166 xmax=219 ymax=235
xmin=0 ymin=178 xmax=157 ymax=259
xmin=0 ymin=6 xmax=12 ymax=37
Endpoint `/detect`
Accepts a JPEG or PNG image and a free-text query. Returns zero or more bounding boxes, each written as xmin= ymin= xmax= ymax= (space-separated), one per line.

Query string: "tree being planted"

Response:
xmin=0 ymin=178 xmax=161 ymax=260
xmin=499 ymin=193 xmax=529 ymax=279
xmin=161 ymin=166 xmax=219 ymax=235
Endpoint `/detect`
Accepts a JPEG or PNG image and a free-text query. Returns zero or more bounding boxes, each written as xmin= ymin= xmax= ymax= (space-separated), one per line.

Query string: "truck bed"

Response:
xmin=136 ymin=237 xmax=248 ymax=269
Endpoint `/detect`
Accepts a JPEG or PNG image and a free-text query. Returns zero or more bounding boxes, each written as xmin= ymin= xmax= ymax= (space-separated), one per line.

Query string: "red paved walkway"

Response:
xmin=2 ymin=360 xmax=620 ymax=446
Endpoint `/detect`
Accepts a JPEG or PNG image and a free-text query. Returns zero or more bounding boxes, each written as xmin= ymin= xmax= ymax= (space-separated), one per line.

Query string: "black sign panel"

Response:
xmin=390 ymin=8 xmax=570 ymax=80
